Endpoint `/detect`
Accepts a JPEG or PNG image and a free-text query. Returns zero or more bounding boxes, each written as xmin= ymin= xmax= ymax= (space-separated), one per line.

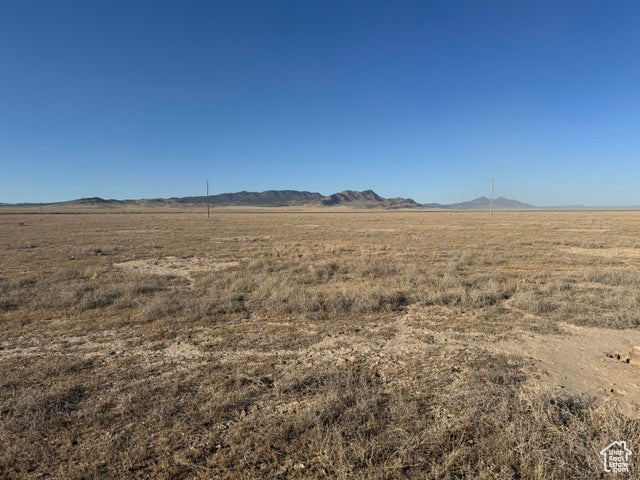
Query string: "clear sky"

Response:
xmin=1 ymin=1 xmax=640 ymax=205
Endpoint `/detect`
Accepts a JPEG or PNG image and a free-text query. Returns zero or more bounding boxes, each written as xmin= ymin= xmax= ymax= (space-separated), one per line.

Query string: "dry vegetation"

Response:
xmin=1 ymin=209 xmax=640 ymax=478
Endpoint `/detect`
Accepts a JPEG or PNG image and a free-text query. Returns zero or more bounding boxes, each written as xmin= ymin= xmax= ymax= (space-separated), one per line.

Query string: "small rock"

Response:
xmin=629 ymin=346 xmax=640 ymax=366
xmin=294 ymin=463 xmax=306 ymax=470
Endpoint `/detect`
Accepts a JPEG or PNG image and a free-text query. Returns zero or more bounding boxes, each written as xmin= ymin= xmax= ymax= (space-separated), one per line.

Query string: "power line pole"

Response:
xmin=206 ymin=178 xmax=210 ymax=218
xmin=490 ymin=179 xmax=494 ymax=217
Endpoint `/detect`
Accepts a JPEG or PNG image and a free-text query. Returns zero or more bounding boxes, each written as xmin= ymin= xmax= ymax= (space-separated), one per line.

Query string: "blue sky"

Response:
xmin=1 ymin=1 xmax=640 ymax=205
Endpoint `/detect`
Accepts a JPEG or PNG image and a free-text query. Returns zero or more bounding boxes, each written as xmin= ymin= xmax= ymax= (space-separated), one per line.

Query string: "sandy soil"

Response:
xmin=563 ymin=246 xmax=640 ymax=258
xmin=114 ymin=256 xmax=239 ymax=281
xmin=495 ymin=324 xmax=640 ymax=418
xmin=2 ymin=306 xmax=639 ymax=419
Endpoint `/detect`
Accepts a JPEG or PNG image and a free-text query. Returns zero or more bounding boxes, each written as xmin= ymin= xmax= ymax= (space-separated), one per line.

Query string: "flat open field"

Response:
xmin=1 ymin=210 xmax=639 ymax=478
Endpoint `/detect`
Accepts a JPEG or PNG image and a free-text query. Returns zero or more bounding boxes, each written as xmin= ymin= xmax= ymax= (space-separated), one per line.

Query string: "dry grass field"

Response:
xmin=1 ymin=209 xmax=640 ymax=479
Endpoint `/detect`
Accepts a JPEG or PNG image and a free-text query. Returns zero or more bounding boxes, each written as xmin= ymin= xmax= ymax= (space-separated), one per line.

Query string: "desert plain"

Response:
xmin=1 ymin=209 xmax=639 ymax=479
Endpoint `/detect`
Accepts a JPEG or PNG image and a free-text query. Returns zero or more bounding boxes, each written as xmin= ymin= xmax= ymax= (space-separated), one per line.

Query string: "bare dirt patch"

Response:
xmin=114 ymin=256 xmax=238 ymax=280
xmin=494 ymin=323 xmax=640 ymax=418
xmin=563 ymin=246 xmax=640 ymax=258
xmin=557 ymin=228 xmax=610 ymax=233
xmin=162 ymin=341 xmax=204 ymax=360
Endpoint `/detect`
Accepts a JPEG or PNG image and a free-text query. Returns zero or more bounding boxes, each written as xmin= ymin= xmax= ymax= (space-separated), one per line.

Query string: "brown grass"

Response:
xmin=1 ymin=209 xmax=640 ymax=478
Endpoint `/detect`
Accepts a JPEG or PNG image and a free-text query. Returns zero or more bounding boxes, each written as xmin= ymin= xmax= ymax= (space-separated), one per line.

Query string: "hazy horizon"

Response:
xmin=2 ymin=1 xmax=640 ymax=205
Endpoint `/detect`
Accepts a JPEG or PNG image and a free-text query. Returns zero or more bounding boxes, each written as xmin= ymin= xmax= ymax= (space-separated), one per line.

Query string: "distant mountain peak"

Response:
xmin=63 ymin=197 xmax=119 ymax=205
xmin=77 ymin=197 xmax=106 ymax=202
xmin=424 ymin=196 xmax=534 ymax=210
xmin=316 ymin=189 xmax=417 ymax=208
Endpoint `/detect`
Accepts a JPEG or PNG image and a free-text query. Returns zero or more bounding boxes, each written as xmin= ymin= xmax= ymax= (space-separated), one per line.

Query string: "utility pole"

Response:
xmin=490 ymin=179 xmax=494 ymax=217
xmin=206 ymin=178 xmax=210 ymax=218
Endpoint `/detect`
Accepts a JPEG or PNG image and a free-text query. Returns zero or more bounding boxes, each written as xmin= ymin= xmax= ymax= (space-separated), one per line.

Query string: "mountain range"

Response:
xmin=0 ymin=190 xmax=540 ymax=210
